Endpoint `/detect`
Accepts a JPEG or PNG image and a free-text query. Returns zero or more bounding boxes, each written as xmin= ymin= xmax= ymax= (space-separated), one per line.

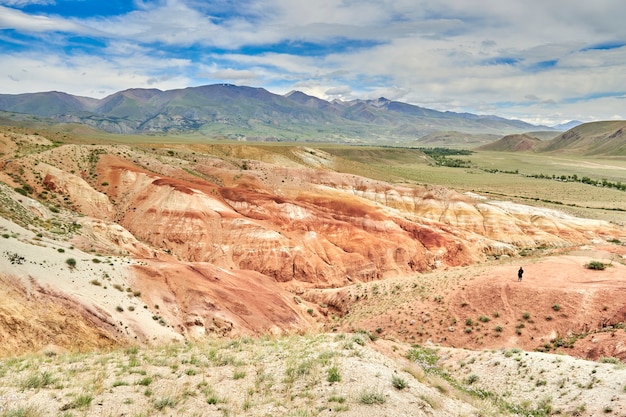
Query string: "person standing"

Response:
xmin=518 ymin=267 xmax=524 ymax=282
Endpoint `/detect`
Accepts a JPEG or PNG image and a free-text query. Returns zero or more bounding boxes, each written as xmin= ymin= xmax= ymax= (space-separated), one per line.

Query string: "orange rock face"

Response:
xmin=90 ymin=152 xmax=618 ymax=288
xmin=0 ymin=135 xmax=624 ymax=348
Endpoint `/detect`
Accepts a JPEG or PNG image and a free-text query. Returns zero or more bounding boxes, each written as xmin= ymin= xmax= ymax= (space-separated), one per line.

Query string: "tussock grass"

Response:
xmin=0 ymin=333 xmax=536 ymax=416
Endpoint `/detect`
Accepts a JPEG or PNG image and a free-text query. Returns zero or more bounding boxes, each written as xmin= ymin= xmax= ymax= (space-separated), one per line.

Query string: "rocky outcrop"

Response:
xmin=85 ymin=152 xmax=619 ymax=288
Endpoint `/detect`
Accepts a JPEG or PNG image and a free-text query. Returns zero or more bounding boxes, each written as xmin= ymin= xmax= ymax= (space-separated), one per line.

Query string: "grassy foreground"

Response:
xmin=0 ymin=333 xmax=515 ymax=417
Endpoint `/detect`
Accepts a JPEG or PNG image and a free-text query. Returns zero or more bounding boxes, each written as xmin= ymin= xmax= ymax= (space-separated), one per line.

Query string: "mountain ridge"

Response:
xmin=0 ymin=84 xmax=549 ymax=142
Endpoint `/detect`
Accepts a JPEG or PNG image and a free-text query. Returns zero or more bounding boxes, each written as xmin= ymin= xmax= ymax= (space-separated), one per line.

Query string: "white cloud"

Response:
xmin=0 ymin=5 xmax=90 ymax=33
xmin=0 ymin=51 xmax=194 ymax=97
xmin=0 ymin=0 xmax=54 ymax=6
xmin=0 ymin=0 xmax=625 ymax=123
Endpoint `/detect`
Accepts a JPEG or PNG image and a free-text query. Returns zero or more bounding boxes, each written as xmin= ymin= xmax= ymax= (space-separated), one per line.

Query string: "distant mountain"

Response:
xmin=0 ymin=84 xmax=547 ymax=143
xmin=538 ymin=121 xmax=626 ymax=156
xmin=551 ymin=120 xmax=584 ymax=131
xmin=477 ymin=133 xmax=542 ymax=152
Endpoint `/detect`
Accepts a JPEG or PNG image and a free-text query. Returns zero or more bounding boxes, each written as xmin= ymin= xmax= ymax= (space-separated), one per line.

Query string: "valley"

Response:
xmin=0 ymin=124 xmax=625 ymax=416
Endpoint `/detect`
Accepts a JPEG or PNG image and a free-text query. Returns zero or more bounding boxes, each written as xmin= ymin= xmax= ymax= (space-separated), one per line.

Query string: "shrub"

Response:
xmin=327 ymin=366 xmax=341 ymax=383
xmin=478 ymin=315 xmax=490 ymax=323
xmin=65 ymin=258 xmax=77 ymax=269
xmin=552 ymin=304 xmax=561 ymax=311
xmin=391 ymin=375 xmax=408 ymax=390
xmin=586 ymin=261 xmax=606 ymax=270
xmin=465 ymin=374 xmax=479 ymax=385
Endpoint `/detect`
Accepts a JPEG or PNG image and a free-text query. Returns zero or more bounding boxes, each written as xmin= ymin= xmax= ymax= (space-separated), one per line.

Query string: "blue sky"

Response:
xmin=0 ymin=0 xmax=625 ymax=125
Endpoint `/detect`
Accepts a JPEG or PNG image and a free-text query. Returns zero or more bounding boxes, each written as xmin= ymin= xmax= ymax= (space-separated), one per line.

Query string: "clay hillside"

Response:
xmin=1 ymin=126 xmax=626 ymax=416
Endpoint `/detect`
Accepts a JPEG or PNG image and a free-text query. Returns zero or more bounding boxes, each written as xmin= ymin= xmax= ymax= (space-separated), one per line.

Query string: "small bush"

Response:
xmin=391 ymin=375 xmax=408 ymax=390
xmin=552 ymin=304 xmax=561 ymax=311
xmin=465 ymin=374 xmax=479 ymax=385
xmin=327 ymin=366 xmax=341 ymax=383
xmin=478 ymin=315 xmax=490 ymax=323
xmin=359 ymin=387 xmax=386 ymax=405
xmin=586 ymin=261 xmax=606 ymax=270
xmin=65 ymin=258 xmax=77 ymax=269
xmin=136 ymin=376 xmax=153 ymax=386
xmin=153 ymin=397 xmax=177 ymax=411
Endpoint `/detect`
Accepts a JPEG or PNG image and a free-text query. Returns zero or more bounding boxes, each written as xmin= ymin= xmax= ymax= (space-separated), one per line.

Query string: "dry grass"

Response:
xmin=2 ymin=332 xmax=622 ymax=417
xmin=0 ymin=333 xmax=491 ymax=417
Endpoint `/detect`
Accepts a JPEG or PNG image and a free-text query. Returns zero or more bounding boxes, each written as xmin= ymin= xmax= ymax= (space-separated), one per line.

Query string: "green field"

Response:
xmin=317 ymin=147 xmax=626 ymax=224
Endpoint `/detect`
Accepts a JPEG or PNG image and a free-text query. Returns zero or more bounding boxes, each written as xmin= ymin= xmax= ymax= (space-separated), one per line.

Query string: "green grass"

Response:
xmin=21 ymin=371 xmax=55 ymax=389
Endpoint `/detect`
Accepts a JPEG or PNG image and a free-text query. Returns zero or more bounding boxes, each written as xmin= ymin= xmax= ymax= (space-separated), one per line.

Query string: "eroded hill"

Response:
xmin=0 ymin=128 xmax=625 ymax=361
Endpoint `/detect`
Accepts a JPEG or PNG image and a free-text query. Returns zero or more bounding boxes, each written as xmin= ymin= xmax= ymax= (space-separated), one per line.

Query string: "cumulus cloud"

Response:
xmin=324 ymin=85 xmax=352 ymax=97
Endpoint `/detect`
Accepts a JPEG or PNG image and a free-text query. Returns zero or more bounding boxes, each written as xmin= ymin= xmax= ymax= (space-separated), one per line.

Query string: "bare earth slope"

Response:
xmin=1 ymin=130 xmax=625 ymax=345
xmin=0 ymin=129 xmax=625 ymax=364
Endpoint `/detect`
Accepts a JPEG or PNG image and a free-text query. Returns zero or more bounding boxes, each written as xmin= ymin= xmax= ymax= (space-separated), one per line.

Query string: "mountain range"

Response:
xmin=0 ymin=84 xmax=551 ymax=142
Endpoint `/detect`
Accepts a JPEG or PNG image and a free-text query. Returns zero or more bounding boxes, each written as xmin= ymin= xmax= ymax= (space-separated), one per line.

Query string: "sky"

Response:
xmin=0 ymin=0 xmax=625 ymax=126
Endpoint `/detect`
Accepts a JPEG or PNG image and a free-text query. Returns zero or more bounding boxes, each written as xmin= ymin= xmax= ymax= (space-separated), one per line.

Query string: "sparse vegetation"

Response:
xmin=391 ymin=374 xmax=408 ymax=390
xmin=326 ymin=365 xmax=341 ymax=383
xmin=1 ymin=128 xmax=626 ymax=416
xmin=359 ymin=386 xmax=386 ymax=404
